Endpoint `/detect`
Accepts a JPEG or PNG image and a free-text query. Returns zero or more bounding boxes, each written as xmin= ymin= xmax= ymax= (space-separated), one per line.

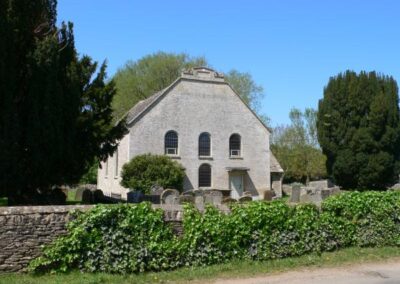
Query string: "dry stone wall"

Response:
xmin=0 ymin=205 xmax=93 ymax=272
xmin=0 ymin=204 xmax=187 ymax=273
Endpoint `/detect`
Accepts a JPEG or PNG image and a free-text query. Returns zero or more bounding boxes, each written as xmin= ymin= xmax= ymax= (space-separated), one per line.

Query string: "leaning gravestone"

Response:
xmin=93 ymin=189 xmax=104 ymax=203
xmin=193 ymin=190 xmax=205 ymax=205
xmin=290 ymin=184 xmax=301 ymax=203
xmin=160 ymin=189 xmax=180 ymax=205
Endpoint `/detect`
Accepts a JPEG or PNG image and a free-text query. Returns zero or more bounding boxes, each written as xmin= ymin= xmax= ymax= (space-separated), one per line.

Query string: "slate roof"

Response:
xmin=270 ymin=152 xmax=284 ymax=173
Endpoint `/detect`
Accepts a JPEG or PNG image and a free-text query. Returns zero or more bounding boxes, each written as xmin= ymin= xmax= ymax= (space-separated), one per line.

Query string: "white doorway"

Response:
xmin=230 ymin=174 xmax=244 ymax=198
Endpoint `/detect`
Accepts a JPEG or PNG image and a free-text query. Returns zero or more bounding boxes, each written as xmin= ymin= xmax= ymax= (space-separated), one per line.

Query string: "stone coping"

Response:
xmin=0 ymin=203 xmax=230 ymax=216
xmin=0 ymin=205 xmax=94 ymax=215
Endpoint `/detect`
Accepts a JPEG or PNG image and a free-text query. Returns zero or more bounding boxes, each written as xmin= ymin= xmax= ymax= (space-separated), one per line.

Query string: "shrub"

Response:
xmin=30 ymin=191 xmax=400 ymax=274
xmin=120 ymin=154 xmax=185 ymax=194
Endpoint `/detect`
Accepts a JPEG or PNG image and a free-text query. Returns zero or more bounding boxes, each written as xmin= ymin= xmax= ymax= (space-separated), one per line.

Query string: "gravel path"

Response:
xmin=213 ymin=260 xmax=400 ymax=284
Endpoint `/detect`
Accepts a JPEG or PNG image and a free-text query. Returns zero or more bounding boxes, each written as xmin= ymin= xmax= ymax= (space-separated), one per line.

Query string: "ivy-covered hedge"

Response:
xmin=30 ymin=191 xmax=400 ymax=273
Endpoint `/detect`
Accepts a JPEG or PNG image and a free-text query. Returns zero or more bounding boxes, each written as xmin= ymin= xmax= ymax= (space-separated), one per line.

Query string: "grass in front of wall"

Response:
xmin=1 ymin=246 xmax=400 ymax=284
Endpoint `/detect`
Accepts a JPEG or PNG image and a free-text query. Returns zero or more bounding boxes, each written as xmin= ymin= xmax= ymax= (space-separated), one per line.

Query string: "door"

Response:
xmin=230 ymin=174 xmax=244 ymax=198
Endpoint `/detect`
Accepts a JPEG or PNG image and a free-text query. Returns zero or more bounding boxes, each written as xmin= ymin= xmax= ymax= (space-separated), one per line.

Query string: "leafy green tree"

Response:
xmin=112 ymin=52 xmax=270 ymax=125
xmin=112 ymin=52 xmax=207 ymax=120
xmin=120 ymin=154 xmax=185 ymax=193
xmin=0 ymin=0 xmax=126 ymax=204
xmin=317 ymin=71 xmax=400 ymax=189
xmin=272 ymin=108 xmax=327 ymax=183
xmin=224 ymin=70 xmax=270 ymax=125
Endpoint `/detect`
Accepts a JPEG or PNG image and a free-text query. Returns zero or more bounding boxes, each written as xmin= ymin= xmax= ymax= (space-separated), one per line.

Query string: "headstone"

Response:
xmin=150 ymin=184 xmax=164 ymax=195
xmin=179 ymin=195 xmax=194 ymax=204
xmin=75 ymin=187 xmax=84 ymax=201
xmin=204 ymin=190 xmax=223 ymax=205
xmin=290 ymin=185 xmax=301 ymax=203
xmin=282 ymin=184 xmax=292 ymax=196
xmin=193 ymin=190 xmax=205 ymax=206
xmin=309 ymin=180 xmax=333 ymax=189
xmin=182 ymin=190 xmax=195 ymax=196
xmin=93 ymin=189 xmax=104 ymax=203
xmin=321 ymin=188 xmax=331 ymax=200
xmin=222 ymin=197 xmax=237 ymax=204
xmin=161 ymin=189 xmax=180 ymax=205
xmin=263 ymin=190 xmax=275 ymax=201
xmin=238 ymin=196 xmax=252 ymax=203
xmin=82 ymin=189 xmax=93 ymax=204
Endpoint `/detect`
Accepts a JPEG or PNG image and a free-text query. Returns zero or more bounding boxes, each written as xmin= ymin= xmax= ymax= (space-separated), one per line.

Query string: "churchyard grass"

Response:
xmin=1 ymin=246 xmax=399 ymax=284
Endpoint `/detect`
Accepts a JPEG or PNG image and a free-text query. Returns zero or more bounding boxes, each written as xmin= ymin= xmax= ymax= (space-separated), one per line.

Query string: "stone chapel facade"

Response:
xmin=97 ymin=67 xmax=283 ymax=199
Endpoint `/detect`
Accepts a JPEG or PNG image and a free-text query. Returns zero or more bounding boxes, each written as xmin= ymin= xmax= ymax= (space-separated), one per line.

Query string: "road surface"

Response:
xmin=214 ymin=260 xmax=400 ymax=284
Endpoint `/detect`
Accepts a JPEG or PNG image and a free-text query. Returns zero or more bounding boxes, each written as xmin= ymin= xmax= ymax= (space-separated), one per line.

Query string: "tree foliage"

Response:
xmin=112 ymin=52 xmax=270 ymax=125
xmin=0 ymin=0 xmax=126 ymax=204
xmin=271 ymin=108 xmax=327 ymax=183
xmin=317 ymin=71 xmax=400 ymax=189
xmin=120 ymin=154 xmax=185 ymax=193
xmin=112 ymin=52 xmax=207 ymax=120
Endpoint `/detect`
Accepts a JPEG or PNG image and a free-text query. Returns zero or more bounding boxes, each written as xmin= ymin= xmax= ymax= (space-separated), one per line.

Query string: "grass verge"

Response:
xmin=0 ymin=246 xmax=399 ymax=284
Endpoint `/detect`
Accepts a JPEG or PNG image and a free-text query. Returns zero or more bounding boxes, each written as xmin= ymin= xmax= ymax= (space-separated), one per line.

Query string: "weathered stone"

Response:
xmin=161 ymin=189 xmax=180 ymax=205
xmin=290 ymin=185 xmax=301 ymax=203
xmin=238 ymin=196 xmax=252 ymax=203
xmin=263 ymin=190 xmax=275 ymax=201
xmin=309 ymin=180 xmax=334 ymax=189
xmin=222 ymin=197 xmax=237 ymax=204
xmin=204 ymin=190 xmax=223 ymax=205
xmin=282 ymin=184 xmax=292 ymax=196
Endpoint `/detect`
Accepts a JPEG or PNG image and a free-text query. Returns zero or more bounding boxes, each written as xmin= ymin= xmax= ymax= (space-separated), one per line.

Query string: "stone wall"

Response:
xmin=0 ymin=204 xmax=187 ymax=273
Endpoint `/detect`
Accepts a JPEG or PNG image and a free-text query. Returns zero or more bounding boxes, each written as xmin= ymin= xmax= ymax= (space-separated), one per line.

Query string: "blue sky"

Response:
xmin=58 ymin=0 xmax=400 ymax=126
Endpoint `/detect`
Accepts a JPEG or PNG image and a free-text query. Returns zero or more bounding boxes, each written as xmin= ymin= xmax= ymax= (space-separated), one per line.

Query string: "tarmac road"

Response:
xmin=214 ymin=260 xmax=400 ymax=284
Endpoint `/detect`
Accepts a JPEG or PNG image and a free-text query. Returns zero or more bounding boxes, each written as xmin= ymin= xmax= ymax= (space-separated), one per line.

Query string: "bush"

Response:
xmin=30 ymin=191 xmax=400 ymax=274
xmin=120 ymin=154 xmax=185 ymax=194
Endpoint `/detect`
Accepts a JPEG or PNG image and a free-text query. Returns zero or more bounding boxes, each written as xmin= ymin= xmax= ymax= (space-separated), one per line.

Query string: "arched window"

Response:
xmin=165 ymin=131 xmax=178 ymax=155
xmin=199 ymin=164 xmax=211 ymax=187
xmin=198 ymin=132 xmax=211 ymax=157
xmin=229 ymin=134 xmax=241 ymax=157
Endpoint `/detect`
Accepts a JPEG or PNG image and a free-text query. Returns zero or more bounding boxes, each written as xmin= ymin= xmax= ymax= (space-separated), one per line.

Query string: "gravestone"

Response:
xmin=290 ymin=185 xmax=301 ymax=203
xmin=204 ymin=190 xmax=223 ymax=205
xmin=238 ymin=196 xmax=252 ymax=203
xmin=321 ymin=188 xmax=331 ymax=200
xmin=150 ymin=184 xmax=164 ymax=195
xmin=93 ymin=189 xmax=104 ymax=203
xmin=75 ymin=187 xmax=84 ymax=201
xmin=179 ymin=195 xmax=194 ymax=204
xmin=263 ymin=190 xmax=275 ymax=201
xmin=82 ymin=189 xmax=93 ymax=204
xmin=160 ymin=189 xmax=180 ymax=205
xmin=222 ymin=197 xmax=237 ymax=204
xmin=182 ymin=190 xmax=195 ymax=196
xmin=193 ymin=190 xmax=205 ymax=206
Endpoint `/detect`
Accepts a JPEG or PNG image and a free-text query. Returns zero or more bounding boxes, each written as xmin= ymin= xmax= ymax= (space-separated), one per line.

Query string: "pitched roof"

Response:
xmin=122 ymin=67 xmax=271 ymax=133
xmin=270 ymin=152 xmax=284 ymax=173
xmin=125 ymin=88 xmax=166 ymax=124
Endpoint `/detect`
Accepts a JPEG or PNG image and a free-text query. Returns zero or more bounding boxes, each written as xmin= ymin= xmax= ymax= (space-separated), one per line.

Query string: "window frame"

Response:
xmin=229 ymin=133 xmax=242 ymax=158
xmin=198 ymin=132 xmax=211 ymax=157
xmin=198 ymin=163 xmax=212 ymax=188
xmin=164 ymin=130 xmax=179 ymax=156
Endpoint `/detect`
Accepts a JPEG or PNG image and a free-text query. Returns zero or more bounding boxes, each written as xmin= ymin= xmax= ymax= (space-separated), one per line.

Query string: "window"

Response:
xmin=199 ymin=132 xmax=211 ymax=157
xmin=114 ymin=150 xmax=119 ymax=177
xmin=229 ymin=134 xmax=241 ymax=157
xmin=199 ymin=164 xmax=211 ymax=187
xmin=165 ymin=130 xmax=178 ymax=155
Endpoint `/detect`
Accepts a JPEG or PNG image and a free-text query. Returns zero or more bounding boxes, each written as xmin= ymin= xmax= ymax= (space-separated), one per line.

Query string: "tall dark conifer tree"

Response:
xmin=0 ymin=0 xmax=126 ymax=204
xmin=317 ymin=71 xmax=400 ymax=189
